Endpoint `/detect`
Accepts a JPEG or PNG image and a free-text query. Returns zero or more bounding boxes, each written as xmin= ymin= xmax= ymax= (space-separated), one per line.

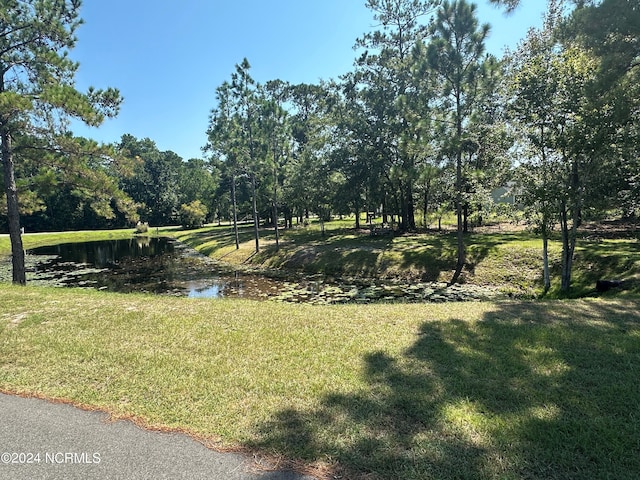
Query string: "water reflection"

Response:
xmin=188 ymin=283 xmax=223 ymax=298
xmin=26 ymin=237 xmax=275 ymax=299
xmin=31 ymin=236 xmax=171 ymax=268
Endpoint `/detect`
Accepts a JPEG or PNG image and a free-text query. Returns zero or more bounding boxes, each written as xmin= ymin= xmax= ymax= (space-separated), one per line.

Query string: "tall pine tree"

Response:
xmin=427 ymin=0 xmax=490 ymax=284
xmin=1 ymin=0 xmax=121 ymax=284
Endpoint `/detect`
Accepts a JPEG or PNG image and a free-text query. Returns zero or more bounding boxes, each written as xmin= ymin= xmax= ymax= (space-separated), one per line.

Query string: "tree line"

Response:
xmin=2 ymin=0 xmax=638 ymax=291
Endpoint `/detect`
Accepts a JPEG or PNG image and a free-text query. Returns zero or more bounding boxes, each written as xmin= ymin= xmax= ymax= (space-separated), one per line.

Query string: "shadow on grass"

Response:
xmin=396 ymin=233 xmax=455 ymax=281
xmin=270 ymin=229 xmax=462 ymax=281
xmin=248 ymin=300 xmax=640 ymax=479
xmin=572 ymin=240 xmax=640 ymax=292
xmin=258 ymin=230 xmax=397 ymax=277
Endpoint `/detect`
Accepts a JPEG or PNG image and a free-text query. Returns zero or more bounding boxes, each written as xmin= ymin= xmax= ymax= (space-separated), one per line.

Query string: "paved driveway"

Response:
xmin=0 ymin=393 xmax=316 ymax=480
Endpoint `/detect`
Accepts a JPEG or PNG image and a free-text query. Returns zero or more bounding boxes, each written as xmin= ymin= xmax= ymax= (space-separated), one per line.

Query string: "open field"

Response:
xmin=1 ymin=284 xmax=639 ymax=479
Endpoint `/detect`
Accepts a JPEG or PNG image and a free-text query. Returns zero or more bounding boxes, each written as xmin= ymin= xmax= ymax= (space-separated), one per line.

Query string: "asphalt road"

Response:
xmin=0 ymin=393 xmax=316 ymax=480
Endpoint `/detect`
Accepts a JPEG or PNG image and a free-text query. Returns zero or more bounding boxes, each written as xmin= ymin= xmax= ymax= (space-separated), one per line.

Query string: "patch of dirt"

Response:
xmin=3 ymin=312 xmax=29 ymax=328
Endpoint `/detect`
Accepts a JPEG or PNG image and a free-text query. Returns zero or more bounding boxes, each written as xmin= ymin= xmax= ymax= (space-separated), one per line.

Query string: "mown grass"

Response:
xmin=166 ymin=222 xmax=543 ymax=285
xmin=1 ymin=284 xmax=639 ymax=479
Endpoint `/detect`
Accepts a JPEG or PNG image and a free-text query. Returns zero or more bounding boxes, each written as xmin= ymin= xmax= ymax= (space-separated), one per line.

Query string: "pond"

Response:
xmin=18 ymin=237 xmax=284 ymax=300
xmin=2 ymin=237 xmax=502 ymax=303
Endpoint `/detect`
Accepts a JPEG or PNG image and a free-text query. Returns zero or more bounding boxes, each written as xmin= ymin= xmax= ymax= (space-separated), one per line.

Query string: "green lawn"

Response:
xmin=1 ymin=284 xmax=639 ymax=479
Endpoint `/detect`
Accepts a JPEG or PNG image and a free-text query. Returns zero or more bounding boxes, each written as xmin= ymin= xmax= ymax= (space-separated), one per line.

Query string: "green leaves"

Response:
xmin=179 ymin=200 xmax=208 ymax=229
xmin=505 ymin=0 xmax=636 ymax=292
xmin=1 ymin=0 xmax=122 ymax=131
xmin=487 ymin=0 xmax=521 ymax=13
xmin=0 ymin=91 xmax=33 ymax=118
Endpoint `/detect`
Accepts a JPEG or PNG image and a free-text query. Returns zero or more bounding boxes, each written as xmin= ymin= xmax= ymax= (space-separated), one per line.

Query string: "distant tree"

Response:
xmin=462 ymin=55 xmax=512 ymax=230
xmin=207 ymin=60 xmax=290 ymax=252
xmin=354 ymin=0 xmax=440 ymax=232
xmin=1 ymin=0 xmax=121 ymax=284
xmin=260 ymin=80 xmax=291 ymax=250
xmin=282 ymin=82 xmax=331 ymax=225
xmin=230 ymin=59 xmax=263 ymax=252
xmin=9 ymin=135 xmax=138 ymax=232
xmin=416 ymin=163 xmax=441 ymax=228
xmin=118 ymin=135 xmax=182 ymax=226
xmin=333 ymin=77 xmax=390 ymax=230
xmin=206 ymin=81 xmax=242 ymax=249
xmin=177 ymin=158 xmax=218 ymax=215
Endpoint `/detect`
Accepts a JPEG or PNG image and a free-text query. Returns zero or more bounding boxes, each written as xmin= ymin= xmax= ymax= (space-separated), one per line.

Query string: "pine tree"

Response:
xmin=427 ymin=0 xmax=490 ymax=284
xmin=1 ymin=0 xmax=121 ymax=284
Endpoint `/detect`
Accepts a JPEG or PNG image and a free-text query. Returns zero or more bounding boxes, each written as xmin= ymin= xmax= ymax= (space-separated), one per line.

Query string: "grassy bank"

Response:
xmin=166 ymin=219 xmax=640 ymax=297
xmin=1 ymin=284 xmax=639 ymax=479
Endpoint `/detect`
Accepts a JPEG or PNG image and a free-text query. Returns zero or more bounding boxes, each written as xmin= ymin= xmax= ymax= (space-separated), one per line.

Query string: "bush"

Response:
xmin=179 ymin=200 xmax=208 ymax=229
xmin=134 ymin=222 xmax=149 ymax=234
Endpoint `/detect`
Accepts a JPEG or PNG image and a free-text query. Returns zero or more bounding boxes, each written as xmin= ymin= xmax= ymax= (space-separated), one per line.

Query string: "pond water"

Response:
xmin=3 ymin=237 xmax=502 ymax=303
xmin=22 ymin=237 xmax=283 ymax=299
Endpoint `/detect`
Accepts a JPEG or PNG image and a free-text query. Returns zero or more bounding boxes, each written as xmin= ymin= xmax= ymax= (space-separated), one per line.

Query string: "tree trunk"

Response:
xmin=560 ymin=158 xmax=581 ymax=293
xmin=231 ymin=176 xmax=239 ymax=250
xmin=273 ymin=200 xmax=279 ymax=250
xmin=283 ymin=205 xmax=291 ymax=229
xmin=423 ymin=182 xmax=429 ymax=229
xmin=273 ymin=164 xmax=279 ymax=251
xmin=382 ymin=194 xmax=388 ymax=225
xmin=463 ymin=202 xmax=469 ymax=233
xmin=451 ymin=87 xmax=466 ymax=284
xmin=559 ymin=203 xmax=576 ymax=292
xmin=542 ymin=228 xmax=550 ymax=294
xmin=451 ymin=150 xmax=465 ymax=285
xmin=406 ymin=182 xmax=416 ymax=231
xmin=355 ymin=204 xmax=361 ymax=230
xmin=251 ymin=173 xmax=259 ymax=252
xmin=398 ymin=184 xmax=406 ymax=232
xmin=1 ymin=128 xmax=26 ymax=285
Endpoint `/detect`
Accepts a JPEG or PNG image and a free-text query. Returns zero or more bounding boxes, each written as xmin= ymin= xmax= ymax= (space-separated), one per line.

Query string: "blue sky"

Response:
xmin=71 ymin=1 xmax=548 ymax=161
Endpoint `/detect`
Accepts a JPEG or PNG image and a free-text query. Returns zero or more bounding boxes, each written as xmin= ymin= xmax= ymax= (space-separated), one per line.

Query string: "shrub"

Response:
xmin=179 ymin=200 xmax=208 ymax=229
xmin=134 ymin=222 xmax=149 ymax=234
